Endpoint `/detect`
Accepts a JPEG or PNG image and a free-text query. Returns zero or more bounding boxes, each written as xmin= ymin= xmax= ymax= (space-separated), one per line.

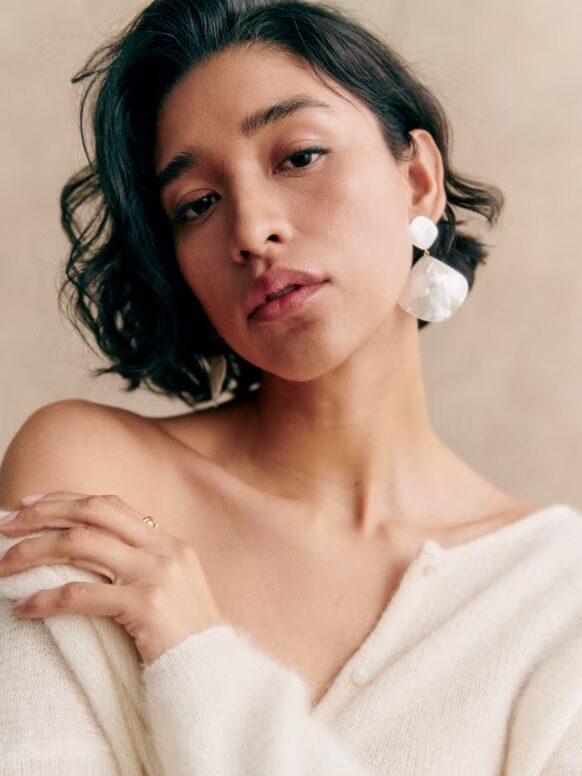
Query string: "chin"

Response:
xmin=227 ymin=313 xmax=369 ymax=381
xmin=261 ymin=344 xmax=358 ymax=383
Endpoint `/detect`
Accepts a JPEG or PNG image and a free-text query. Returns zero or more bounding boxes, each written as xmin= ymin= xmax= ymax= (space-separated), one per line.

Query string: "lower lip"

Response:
xmin=249 ymin=282 xmax=328 ymax=322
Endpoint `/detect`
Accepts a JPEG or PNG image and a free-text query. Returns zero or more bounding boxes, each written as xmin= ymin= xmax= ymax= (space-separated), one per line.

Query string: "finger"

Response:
xmin=0 ymin=526 xmax=158 ymax=584
xmin=2 ymin=491 xmax=97 ymax=533
xmin=1 ymin=491 xmax=92 ymax=531
xmin=0 ymin=493 xmax=168 ymax=549
xmin=20 ymin=491 xmax=88 ymax=506
xmin=12 ymin=580 xmax=132 ymax=621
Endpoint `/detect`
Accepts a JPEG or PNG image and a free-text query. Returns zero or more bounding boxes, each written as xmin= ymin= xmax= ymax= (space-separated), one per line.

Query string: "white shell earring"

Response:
xmin=397 ymin=215 xmax=469 ymax=323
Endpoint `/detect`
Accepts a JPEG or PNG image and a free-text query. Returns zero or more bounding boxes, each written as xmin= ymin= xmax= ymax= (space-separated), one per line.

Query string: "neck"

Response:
xmin=223 ymin=319 xmax=485 ymax=539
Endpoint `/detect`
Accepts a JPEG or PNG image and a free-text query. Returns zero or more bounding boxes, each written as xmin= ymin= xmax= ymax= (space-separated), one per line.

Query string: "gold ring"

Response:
xmin=142 ymin=516 xmax=160 ymax=529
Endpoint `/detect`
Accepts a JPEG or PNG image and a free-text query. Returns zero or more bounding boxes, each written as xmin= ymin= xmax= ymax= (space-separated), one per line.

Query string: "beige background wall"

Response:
xmin=1 ymin=1 xmax=580 ymax=509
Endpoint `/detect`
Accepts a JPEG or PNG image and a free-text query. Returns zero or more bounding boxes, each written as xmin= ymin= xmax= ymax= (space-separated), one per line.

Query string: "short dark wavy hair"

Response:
xmin=59 ymin=0 xmax=504 ymax=409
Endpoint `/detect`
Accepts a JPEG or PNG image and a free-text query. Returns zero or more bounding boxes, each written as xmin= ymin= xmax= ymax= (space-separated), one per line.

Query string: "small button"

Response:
xmin=352 ymin=666 xmax=371 ymax=685
xmin=422 ymin=563 xmax=437 ymax=576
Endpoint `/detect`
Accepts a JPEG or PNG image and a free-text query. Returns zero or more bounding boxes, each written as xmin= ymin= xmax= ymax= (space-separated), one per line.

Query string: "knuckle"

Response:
xmin=158 ymin=547 xmax=193 ymax=575
xmin=82 ymin=494 xmax=122 ymax=514
xmin=25 ymin=504 xmax=43 ymax=520
xmin=156 ymin=554 xmax=181 ymax=576
xmin=6 ymin=538 xmax=33 ymax=562
xmin=176 ymin=541 xmax=197 ymax=563
xmin=142 ymin=584 xmax=165 ymax=610
xmin=82 ymin=495 xmax=106 ymax=513
xmin=62 ymin=526 xmax=97 ymax=545
xmin=102 ymin=493 xmax=124 ymax=509
xmin=58 ymin=582 xmax=85 ymax=606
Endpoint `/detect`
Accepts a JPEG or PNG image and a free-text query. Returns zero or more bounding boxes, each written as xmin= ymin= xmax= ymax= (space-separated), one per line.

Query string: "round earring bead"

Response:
xmin=409 ymin=215 xmax=438 ymax=250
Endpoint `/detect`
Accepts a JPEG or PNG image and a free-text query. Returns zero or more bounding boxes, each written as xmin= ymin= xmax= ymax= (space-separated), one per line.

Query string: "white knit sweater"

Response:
xmin=1 ymin=502 xmax=581 ymax=775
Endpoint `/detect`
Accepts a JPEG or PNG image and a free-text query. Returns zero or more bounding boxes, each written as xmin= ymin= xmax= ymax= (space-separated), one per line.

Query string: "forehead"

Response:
xmin=154 ymin=45 xmax=368 ymax=168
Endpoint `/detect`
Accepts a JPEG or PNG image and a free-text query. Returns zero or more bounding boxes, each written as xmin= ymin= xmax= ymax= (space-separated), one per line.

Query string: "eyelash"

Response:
xmin=173 ymin=145 xmax=329 ymax=224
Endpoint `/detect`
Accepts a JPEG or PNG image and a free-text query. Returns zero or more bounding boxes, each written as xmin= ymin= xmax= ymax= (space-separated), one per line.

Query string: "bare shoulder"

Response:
xmin=0 ymin=399 xmax=169 ymax=512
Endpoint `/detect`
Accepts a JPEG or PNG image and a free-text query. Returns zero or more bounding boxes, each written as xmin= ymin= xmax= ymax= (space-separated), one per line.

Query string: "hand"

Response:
xmin=0 ymin=491 xmax=227 ymax=666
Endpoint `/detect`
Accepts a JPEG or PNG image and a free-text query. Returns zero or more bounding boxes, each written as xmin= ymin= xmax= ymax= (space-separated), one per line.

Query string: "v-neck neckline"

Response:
xmin=310 ymin=502 xmax=576 ymax=716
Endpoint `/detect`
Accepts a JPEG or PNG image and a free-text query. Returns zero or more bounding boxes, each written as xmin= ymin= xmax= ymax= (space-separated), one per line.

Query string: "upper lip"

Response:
xmin=245 ymin=268 xmax=329 ymax=318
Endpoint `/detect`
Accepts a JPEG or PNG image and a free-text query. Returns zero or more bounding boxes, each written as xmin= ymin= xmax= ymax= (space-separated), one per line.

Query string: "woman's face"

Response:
xmin=154 ymin=45 xmax=435 ymax=381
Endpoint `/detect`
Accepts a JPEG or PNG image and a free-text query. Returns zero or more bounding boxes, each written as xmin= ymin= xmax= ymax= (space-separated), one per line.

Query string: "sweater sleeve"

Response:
xmin=541 ymin=706 xmax=582 ymax=775
xmin=142 ymin=623 xmax=376 ymax=776
xmin=0 ymin=597 xmax=120 ymax=776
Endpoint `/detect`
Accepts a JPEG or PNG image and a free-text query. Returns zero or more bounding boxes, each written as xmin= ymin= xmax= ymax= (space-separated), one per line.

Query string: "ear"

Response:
xmin=403 ymin=129 xmax=446 ymax=223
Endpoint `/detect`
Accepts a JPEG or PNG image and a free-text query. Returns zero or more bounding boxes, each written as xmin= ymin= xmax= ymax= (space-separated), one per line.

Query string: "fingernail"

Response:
xmin=21 ymin=494 xmax=45 ymax=506
xmin=0 ymin=512 xmax=19 ymax=524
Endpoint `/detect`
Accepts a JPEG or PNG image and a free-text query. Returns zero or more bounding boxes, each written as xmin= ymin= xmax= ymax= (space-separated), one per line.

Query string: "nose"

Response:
xmin=227 ymin=184 xmax=293 ymax=266
xmin=235 ymin=233 xmax=281 ymax=266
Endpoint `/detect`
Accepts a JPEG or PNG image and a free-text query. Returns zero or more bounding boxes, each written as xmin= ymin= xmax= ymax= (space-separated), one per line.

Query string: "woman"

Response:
xmin=0 ymin=1 xmax=580 ymax=774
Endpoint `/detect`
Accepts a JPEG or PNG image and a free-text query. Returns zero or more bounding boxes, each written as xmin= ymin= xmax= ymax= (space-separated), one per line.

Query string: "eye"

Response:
xmin=173 ymin=145 xmax=329 ymax=224
xmin=276 ymin=145 xmax=329 ymax=172
xmin=174 ymin=193 xmax=219 ymax=224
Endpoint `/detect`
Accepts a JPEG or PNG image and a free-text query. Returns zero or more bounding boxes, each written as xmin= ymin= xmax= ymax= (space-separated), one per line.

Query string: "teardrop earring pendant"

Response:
xmin=397 ymin=215 xmax=469 ymax=323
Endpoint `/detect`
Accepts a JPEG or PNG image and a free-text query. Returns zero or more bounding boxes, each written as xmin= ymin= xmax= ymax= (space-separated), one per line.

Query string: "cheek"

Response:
xmin=314 ymin=155 xmax=412 ymax=306
xmin=175 ymin=248 xmax=250 ymax=356
xmin=175 ymin=251 xmax=205 ymax=304
xmin=174 ymin=250 xmax=225 ymax=326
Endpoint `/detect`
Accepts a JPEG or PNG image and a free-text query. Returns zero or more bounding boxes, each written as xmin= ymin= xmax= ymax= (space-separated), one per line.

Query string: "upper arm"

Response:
xmin=0 ymin=400 xmax=147 ymax=773
xmin=0 ymin=399 xmax=153 ymax=512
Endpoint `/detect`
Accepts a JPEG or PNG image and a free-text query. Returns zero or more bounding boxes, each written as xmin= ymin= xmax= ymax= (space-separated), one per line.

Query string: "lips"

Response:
xmin=265 ymin=284 xmax=301 ymax=302
xmin=249 ymin=282 xmax=327 ymax=322
xmin=245 ymin=268 xmax=329 ymax=319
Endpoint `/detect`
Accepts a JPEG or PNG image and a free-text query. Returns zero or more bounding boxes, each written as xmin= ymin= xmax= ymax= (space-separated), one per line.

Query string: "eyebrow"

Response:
xmin=155 ymin=94 xmax=335 ymax=193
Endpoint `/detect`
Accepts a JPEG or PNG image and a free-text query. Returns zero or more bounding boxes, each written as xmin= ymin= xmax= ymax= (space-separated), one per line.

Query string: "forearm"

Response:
xmin=142 ymin=624 xmax=376 ymax=776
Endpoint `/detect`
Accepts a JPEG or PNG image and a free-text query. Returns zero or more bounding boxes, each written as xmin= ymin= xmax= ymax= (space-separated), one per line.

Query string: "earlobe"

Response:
xmin=406 ymin=129 xmax=446 ymax=222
